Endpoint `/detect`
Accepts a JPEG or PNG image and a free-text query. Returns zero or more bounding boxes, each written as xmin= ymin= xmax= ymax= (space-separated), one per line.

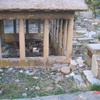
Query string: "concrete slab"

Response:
xmin=85 ymin=44 xmax=100 ymax=54
xmin=83 ymin=70 xmax=100 ymax=85
xmin=2 ymin=92 xmax=100 ymax=100
xmin=73 ymin=75 xmax=84 ymax=83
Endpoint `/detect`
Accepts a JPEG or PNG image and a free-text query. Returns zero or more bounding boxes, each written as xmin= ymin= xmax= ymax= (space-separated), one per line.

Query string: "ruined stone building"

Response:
xmin=0 ymin=0 xmax=88 ymax=67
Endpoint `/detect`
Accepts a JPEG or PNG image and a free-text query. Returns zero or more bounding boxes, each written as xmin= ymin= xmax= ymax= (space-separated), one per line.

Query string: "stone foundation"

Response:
xmin=0 ymin=56 xmax=66 ymax=67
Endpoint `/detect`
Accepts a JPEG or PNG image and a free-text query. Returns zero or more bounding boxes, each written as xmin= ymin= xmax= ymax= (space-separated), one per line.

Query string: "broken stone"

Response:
xmin=0 ymin=89 xmax=3 ymax=95
xmin=25 ymin=70 xmax=34 ymax=76
xmin=77 ymin=58 xmax=84 ymax=67
xmin=7 ymin=67 xmax=13 ymax=72
xmin=35 ymin=86 xmax=40 ymax=91
xmin=82 ymin=70 xmax=100 ymax=85
xmin=65 ymin=72 xmax=75 ymax=78
xmin=78 ymin=83 xmax=87 ymax=90
xmin=51 ymin=64 xmax=62 ymax=71
xmin=70 ymin=60 xmax=77 ymax=66
xmin=60 ymin=66 xmax=70 ymax=75
xmin=55 ymin=76 xmax=64 ymax=83
xmin=19 ymin=70 xmax=24 ymax=73
xmin=45 ymin=87 xmax=54 ymax=92
xmin=15 ymin=79 xmax=20 ymax=83
xmin=33 ymin=76 xmax=39 ymax=80
xmin=69 ymin=64 xmax=77 ymax=71
xmin=0 ymin=69 xmax=3 ymax=73
xmin=73 ymin=75 xmax=84 ymax=83
xmin=22 ymin=93 xmax=27 ymax=97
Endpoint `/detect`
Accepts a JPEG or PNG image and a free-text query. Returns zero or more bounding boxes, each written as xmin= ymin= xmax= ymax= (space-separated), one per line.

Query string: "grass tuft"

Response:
xmin=90 ymin=84 xmax=100 ymax=91
xmin=69 ymin=88 xmax=80 ymax=93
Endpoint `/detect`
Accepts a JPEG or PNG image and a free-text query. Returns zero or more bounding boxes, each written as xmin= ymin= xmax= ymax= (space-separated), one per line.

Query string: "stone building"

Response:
xmin=0 ymin=0 xmax=88 ymax=67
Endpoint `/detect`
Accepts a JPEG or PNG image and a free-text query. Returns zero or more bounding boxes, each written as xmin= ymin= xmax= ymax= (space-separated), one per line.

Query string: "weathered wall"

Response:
xmin=4 ymin=33 xmax=43 ymax=43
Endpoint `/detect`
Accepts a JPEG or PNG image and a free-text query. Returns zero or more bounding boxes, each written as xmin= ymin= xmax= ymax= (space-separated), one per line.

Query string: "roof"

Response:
xmin=0 ymin=0 xmax=88 ymax=11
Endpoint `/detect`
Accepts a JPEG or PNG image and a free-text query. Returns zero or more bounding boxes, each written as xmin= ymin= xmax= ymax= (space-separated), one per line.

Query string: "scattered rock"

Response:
xmin=33 ymin=76 xmax=39 ymax=80
xmin=25 ymin=70 xmax=34 ymax=76
xmin=51 ymin=64 xmax=62 ymax=71
xmin=45 ymin=87 xmax=54 ymax=92
xmin=19 ymin=70 xmax=24 ymax=73
xmin=60 ymin=66 xmax=70 ymax=75
xmin=69 ymin=64 xmax=77 ymax=71
xmin=55 ymin=76 xmax=64 ymax=83
xmin=0 ymin=69 xmax=3 ymax=73
xmin=70 ymin=72 xmax=75 ymax=76
xmin=70 ymin=60 xmax=77 ymax=66
xmin=22 ymin=93 xmax=27 ymax=97
xmin=15 ymin=79 xmax=20 ymax=83
xmin=77 ymin=58 xmax=84 ymax=67
xmin=35 ymin=86 xmax=40 ymax=91
xmin=79 ymin=83 xmax=87 ymax=90
xmin=0 ymin=89 xmax=3 ymax=95
xmin=65 ymin=72 xmax=75 ymax=78
xmin=7 ymin=68 xmax=13 ymax=72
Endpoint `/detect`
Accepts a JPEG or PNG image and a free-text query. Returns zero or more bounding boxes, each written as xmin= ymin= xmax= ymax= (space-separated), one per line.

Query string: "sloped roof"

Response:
xmin=0 ymin=0 xmax=88 ymax=11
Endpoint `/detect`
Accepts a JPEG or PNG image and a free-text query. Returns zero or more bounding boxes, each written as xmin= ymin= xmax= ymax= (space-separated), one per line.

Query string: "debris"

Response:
xmin=35 ymin=86 xmax=40 ymax=91
xmin=22 ymin=93 xmax=27 ymax=97
xmin=0 ymin=69 xmax=3 ymax=73
xmin=60 ymin=66 xmax=70 ymax=75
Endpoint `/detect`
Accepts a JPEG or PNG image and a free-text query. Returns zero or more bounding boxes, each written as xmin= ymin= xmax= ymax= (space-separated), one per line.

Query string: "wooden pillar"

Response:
xmin=19 ymin=19 xmax=25 ymax=60
xmin=59 ymin=20 xmax=63 ymax=46
xmin=43 ymin=19 xmax=49 ymax=60
xmin=51 ymin=20 xmax=54 ymax=44
xmin=0 ymin=20 xmax=2 ymax=59
xmin=56 ymin=19 xmax=59 ymax=43
xmin=13 ymin=20 xmax=16 ymax=34
xmin=26 ymin=19 xmax=29 ymax=34
xmin=66 ymin=18 xmax=74 ymax=62
xmin=63 ymin=20 xmax=68 ymax=55
xmin=53 ymin=20 xmax=56 ymax=41
xmin=59 ymin=20 xmax=63 ymax=55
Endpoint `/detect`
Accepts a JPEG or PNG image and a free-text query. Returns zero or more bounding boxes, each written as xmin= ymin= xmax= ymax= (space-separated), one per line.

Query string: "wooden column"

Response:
xmin=54 ymin=20 xmax=56 ymax=42
xmin=63 ymin=20 xmax=68 ymax=55
xmin=56 ymin=19 xmax=59 ymax=43
xmin=26 ymin=19 xmax=29 ymax=34
xmin=43 ymin=19 xmax=49 ymax=59
xmin=19 ymin=19 xmax=25 ymax=60
xmin=0 ymin=20 xmax=2 ymax=59
xmin=66 ymin=18 xmax=74 ymax=62
xmin=59 ymin=20 xmax=63 ymax=46
xmin=13 ymin=20 xmax=16 ymax=34
xmin=59 ymin=20 xmax=63 ymax=55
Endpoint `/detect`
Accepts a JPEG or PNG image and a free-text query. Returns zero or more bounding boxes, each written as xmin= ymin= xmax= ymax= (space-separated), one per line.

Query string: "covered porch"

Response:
xmin=0 ymin=11 xmax=74 ymax=67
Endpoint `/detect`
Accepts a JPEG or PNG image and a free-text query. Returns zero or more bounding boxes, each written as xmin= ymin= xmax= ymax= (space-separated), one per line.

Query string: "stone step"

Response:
xmin=81 ymin=70 xmax=100 ymax=86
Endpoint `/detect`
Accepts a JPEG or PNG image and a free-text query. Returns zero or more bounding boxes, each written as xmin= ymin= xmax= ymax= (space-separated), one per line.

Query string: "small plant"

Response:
xmin=90 ymin=84 xmax=100 ymax=91
xmin=54 ymin=89 xmax=65 ymax=95
xmin=0 ymin=67 xmax=8 ymax=71
xmin=69 ymin=88 xmax=80 ymax=93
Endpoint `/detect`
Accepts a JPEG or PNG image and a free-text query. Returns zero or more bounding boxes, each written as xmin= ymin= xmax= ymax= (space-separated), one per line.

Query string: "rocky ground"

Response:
xmin=0 ymin=18 xmax=100 ymax=99
xmin=0 ymin=60 xmax=89 ymax=99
